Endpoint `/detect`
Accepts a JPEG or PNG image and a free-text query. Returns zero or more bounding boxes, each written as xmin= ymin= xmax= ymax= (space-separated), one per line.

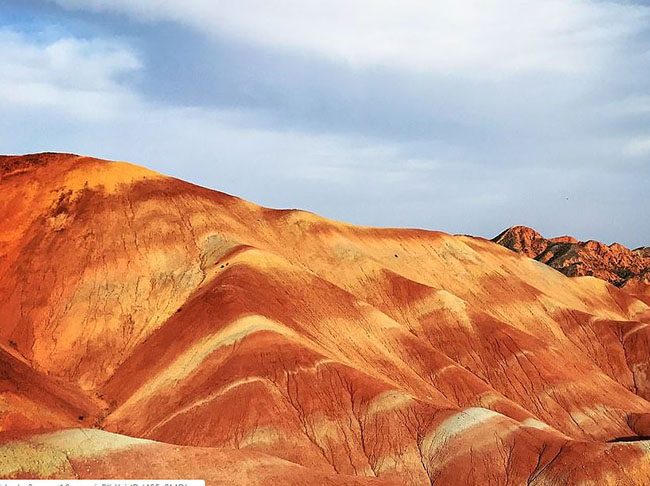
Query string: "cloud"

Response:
xmin=51 ymin=0 xmax=649 ymax=77
xmin=0 ymin=29 xmax=140 ymax=119
xmin=0 ymin=27 xmax=466 ymax=213
xmin=625 ymin=137 xmax=650 ymax=157
xmin=0 ymin=25 xmax=506 ymax=238
xmin=3 ymin=4 xmax=650 ymax=247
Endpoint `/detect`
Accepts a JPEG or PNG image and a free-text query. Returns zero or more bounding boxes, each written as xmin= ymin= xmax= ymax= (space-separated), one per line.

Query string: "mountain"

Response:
xmin=1 ymin=153 xmax=650 ymax=485
xmin=493 ymin=225 xmax=650 ymax=288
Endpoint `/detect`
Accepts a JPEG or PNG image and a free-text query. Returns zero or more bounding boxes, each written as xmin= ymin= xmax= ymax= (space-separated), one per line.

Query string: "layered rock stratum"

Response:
xmin=1 ymin=153 xmax=650 ymax=485
xmin=493 ymin=225 xmax=650 ymax=288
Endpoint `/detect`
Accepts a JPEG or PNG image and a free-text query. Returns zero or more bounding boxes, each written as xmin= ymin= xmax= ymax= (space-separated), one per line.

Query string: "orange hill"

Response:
xmin=1 ymin=153 xmax=650 ymax=485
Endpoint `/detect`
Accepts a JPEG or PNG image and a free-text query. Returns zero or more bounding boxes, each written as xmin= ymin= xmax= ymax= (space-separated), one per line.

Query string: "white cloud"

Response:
xmin=0 ymin=30 xmax=140 ymax=119
xmin=624 ymin=137 xmax=650 ymax=157
xmin=0 ymin=27 xmax=451 ymax=198
xmin=52 ymin=0 xmax=649 ymax=77
xmin=2 ymin=5 xmax=649 ymax=246
xmin=614 ymin=96 xmax=650 ymax=115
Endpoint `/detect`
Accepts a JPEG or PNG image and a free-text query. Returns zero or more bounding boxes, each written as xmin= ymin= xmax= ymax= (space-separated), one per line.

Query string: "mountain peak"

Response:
xmin=493 ymin=225 xmax=650 ymax=287
xmin=0 ymin=152 xmax=80 ymax=175
xmin=492 ymin=225 xmax=547 ymax=258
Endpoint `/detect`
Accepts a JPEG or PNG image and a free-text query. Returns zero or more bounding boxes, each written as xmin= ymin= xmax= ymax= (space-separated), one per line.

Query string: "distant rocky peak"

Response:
xmin=493 ymin=225 xmax=650 ymax=288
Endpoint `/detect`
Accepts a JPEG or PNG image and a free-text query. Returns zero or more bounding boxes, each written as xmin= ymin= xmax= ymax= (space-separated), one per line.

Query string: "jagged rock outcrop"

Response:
xmin=1 ymin=154 xmax=650 ymax=485
xmin=493 ymin=225 xmax=650 ymax=288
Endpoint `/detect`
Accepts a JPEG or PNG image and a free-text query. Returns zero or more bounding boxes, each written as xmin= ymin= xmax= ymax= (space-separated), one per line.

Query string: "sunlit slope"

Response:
xmin=1 ymin=153 xmax=650 ymax=485
xmin=0 ymin=429 xmax=393 ymax=486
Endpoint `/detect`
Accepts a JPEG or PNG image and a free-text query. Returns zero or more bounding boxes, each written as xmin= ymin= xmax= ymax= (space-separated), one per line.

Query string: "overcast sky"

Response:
xmin=2 ymin=1 xmax=649 ymax=247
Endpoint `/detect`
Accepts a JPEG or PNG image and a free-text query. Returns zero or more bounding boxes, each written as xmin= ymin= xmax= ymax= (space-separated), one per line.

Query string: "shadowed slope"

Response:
xmin=0 ymin=346 xmax=101 ymax=432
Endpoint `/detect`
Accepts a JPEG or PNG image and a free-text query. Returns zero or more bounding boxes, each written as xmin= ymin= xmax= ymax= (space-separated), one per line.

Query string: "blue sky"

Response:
xmin=1 ymin=0 xmax=649 ymax=247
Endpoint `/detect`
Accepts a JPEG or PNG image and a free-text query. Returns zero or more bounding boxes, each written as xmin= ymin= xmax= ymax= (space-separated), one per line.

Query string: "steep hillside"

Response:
xmin=1 ymin=153 xmax=650 ymax=485
xmin=493 ymin=225 xmax=650 ymax=287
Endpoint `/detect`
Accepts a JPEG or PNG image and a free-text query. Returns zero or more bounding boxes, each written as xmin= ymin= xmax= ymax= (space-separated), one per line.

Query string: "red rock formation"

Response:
xmin=493 ymin=225 xmax=650 ymax=287
xmin=1 ymin=154 xmax=650 ymax=485
xmin=549 ymin=235 xmax=579 ymax=244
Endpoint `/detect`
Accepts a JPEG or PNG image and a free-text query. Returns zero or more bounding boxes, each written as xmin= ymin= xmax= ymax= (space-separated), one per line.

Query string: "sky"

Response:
xmin=1 ymin=1 xmax=649 ymax=247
